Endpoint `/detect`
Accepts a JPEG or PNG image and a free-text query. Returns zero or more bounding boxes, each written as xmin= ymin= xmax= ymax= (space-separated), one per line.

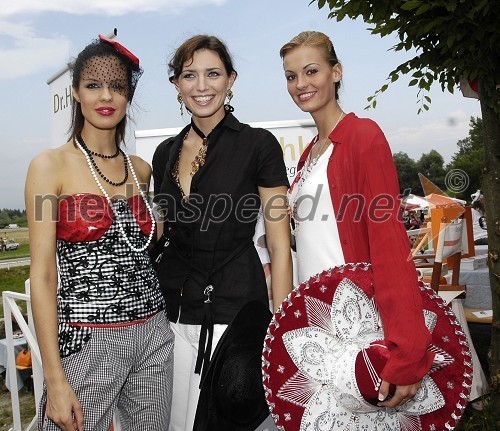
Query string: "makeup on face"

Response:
xmin=80 ymin=55 xmax=130 ymax=99
xmin=283 ymin=45 xmax=338 ymax=112
xmin=176 ymin=49 xmax=232 ymax=121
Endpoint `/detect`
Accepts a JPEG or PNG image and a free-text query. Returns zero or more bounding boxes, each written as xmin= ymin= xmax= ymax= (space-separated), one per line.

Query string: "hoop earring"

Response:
xmin=177 ymin=92 xmax=184 ymax=116
xmin=224 ymin=88 xmax=234 ymax=112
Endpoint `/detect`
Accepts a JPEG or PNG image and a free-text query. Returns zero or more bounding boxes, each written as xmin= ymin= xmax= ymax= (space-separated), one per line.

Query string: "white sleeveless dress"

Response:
xmin=288 ymin=145 xmax=345 ymax=283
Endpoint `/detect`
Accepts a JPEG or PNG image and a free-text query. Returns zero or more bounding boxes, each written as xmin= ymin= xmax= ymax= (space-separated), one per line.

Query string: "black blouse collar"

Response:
xmin=169 ymin=113 xmax=242 ymax=164
xmin=173 ymin=112 xmax=242 ymax=149
xmin=190 ymin=111 xmax=241 ymax=135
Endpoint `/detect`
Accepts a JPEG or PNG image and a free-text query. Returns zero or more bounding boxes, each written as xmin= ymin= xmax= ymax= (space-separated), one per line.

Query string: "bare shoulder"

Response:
xmin=27 ymin=143 xmax=76 ymax=193
xmin=28 ymin=147 xmax=64 ymax=175
xmin=128 ymin=154 xmax=152 ymax=181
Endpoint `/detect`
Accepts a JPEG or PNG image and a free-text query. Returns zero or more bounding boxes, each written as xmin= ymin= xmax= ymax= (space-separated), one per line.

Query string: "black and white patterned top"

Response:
xmin=55 ymin=195 xmax=165 ymax=356
xmin=57 ymin=196 xmax=164 ymax=324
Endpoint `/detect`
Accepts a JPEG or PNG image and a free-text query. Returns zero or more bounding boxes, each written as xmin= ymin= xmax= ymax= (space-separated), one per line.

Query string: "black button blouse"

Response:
xmin=152 ymin=113 xmax=288 ymax=324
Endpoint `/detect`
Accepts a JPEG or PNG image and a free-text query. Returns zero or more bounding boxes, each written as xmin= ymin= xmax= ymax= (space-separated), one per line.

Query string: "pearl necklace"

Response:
xmin=75 ymin=139 xmax=156 ymax=253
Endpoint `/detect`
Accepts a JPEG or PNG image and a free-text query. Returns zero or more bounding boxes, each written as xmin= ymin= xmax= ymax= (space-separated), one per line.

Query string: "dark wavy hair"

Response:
xmin=168 ymin=35 xmax=238 ymax=83
xmin=69 ymin=39 xmax=139 ymax=146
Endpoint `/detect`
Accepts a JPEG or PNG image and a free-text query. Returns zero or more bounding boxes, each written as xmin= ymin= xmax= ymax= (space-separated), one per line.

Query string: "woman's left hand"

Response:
xmin=377 ymin=379 xmax=421 ymax=408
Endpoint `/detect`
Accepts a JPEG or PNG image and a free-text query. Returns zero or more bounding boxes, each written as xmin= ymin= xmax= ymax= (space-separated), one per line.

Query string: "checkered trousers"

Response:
xmin=39 ymin=311 xmax=174 ymax=431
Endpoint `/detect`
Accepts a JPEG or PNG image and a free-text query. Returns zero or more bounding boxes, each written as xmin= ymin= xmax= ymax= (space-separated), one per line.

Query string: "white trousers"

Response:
xmin=169 ymin=321 xmax=279 ymax=431
xmin=169 ymin=322 xmax=227 ymax=431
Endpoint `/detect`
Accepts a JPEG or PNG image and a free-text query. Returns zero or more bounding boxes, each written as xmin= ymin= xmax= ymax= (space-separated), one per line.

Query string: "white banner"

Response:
xmin=46 ymin=30 xmax=117 ymax=149
xmin=47 ymin=67 xmax=72 ymax=148
xmin=250 ymin=119 xmax=316 ymax=182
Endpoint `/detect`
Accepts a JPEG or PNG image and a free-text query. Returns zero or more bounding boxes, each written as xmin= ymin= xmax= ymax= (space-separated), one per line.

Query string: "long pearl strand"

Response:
xmin=75 ymin=139 xmax=156 ymax=253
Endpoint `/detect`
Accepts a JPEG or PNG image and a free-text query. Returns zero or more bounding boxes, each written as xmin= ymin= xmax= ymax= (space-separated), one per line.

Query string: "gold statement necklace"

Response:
xmin=172 ymin=121 xmax=212 ymax=201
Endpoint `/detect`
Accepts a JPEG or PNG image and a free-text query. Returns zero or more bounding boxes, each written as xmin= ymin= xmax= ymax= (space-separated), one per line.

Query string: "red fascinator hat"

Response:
xmin=262 ymin=263 xmax=472 ymax=431
xmin=98 ymin=34 xmax=140 ymax=69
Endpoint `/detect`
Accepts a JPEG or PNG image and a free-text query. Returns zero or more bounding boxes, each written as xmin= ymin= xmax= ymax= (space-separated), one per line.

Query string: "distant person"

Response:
xmin=280 ymin=30 xmax=433 ymax=409
xmin=408 ymin=211 xmax=421 ymax=230
xmin=25 ymin=35 xmax=173 ymax=431
xmin=471 ymin=193 xmax=488 ymax=245
xmin=152 ymin=34 xmax=292 ymax=431
xmin=2 ymin=235 xmax=8 ymax=252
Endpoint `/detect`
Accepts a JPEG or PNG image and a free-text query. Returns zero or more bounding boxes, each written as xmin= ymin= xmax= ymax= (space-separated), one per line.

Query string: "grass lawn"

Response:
xmin=0 ymin=266 xmax=30 ymax=320
xmin=0 ymin=264 xmax=36 ymax=430
xmin=0 ymin=386 xmax=36 ymax=431
xmin=0 ymin=228 xmax=30 ymax=262
xmin=456 ymin=397 xmax=495 ymax=430
xmin=0 ymin=244 xmax=30 ymax=261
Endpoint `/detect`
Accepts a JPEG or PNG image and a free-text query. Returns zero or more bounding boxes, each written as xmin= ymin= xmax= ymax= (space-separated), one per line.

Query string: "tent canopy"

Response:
xmin=402 ymin=194 xmax=429 ymax=210
xmin=402 ymin=194 xmax=465 ymax=211
xmin=425 ymin=193 xmax=466 ymax=208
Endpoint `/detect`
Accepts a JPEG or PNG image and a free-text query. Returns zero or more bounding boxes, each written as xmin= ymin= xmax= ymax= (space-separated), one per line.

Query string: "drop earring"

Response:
xmin=224 ymin=88 xmax=234 ymax=112
xmin=177 ymin=92 xmax=184 ymax=116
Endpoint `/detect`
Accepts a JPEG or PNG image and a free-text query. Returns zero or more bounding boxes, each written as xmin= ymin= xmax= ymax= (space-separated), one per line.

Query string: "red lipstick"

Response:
xmin=96 ymin=107 xmax=116 ymax=116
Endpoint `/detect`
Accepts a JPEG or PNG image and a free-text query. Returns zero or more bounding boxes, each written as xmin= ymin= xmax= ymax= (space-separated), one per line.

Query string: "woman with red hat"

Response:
xmin=26 ymin=36 xmax=173 ymax=431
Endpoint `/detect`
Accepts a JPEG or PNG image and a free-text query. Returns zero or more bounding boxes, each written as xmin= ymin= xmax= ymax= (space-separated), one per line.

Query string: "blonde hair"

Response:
xmin=280 ymin=31 xmax=341 ymax=99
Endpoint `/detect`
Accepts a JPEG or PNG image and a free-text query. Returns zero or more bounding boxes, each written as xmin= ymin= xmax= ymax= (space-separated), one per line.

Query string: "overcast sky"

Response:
xmin=0 ymin=0 xmax=481 ymax=209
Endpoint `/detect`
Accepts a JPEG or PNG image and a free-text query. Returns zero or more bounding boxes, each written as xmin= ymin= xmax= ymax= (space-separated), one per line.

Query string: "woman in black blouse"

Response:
xmin=152 ymin=35 xmax=292 ymax=431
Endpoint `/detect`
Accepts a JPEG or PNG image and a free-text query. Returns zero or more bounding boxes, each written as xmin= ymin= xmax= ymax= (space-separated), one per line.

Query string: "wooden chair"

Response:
xmin=413 ymin=217 xmax=466 ymax=298
xmin=464 ymin=308 xmax=493 ymax=325
xmin=414 ymin=214 xmax=490 ymax=400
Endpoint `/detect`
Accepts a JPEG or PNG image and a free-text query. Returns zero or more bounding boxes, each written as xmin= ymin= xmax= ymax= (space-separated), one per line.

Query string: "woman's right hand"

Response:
xmin=377 ymin=379 xmax=422 ymax=408
xmin=45 ymin=382 xmax=84 ymax=431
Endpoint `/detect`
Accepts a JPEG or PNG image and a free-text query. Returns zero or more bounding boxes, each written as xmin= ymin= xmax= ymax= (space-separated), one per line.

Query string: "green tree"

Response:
xmin=313 ymin=0 xmax=500 ymax=426
xmin=0 ymin=209 xmax=27 ymax=227
xmin=447 ymin=117 xmax=485 ymax=200
xmin=417 ymin=149 xmax=447 ymax=191
xmin=393 ymin=151 xmax=422 ymax=195
xmin=0 ymin=209 xmax=9 ymax=226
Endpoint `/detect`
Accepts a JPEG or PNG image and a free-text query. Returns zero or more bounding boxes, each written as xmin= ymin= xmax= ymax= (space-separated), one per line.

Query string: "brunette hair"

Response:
xmin=280 ymin=31 xmax=341 ymax=100
xmin=69 ymin=39 xmax=138 ymax=146
xmin=168 ymin=35 xmax=238 ymax=82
